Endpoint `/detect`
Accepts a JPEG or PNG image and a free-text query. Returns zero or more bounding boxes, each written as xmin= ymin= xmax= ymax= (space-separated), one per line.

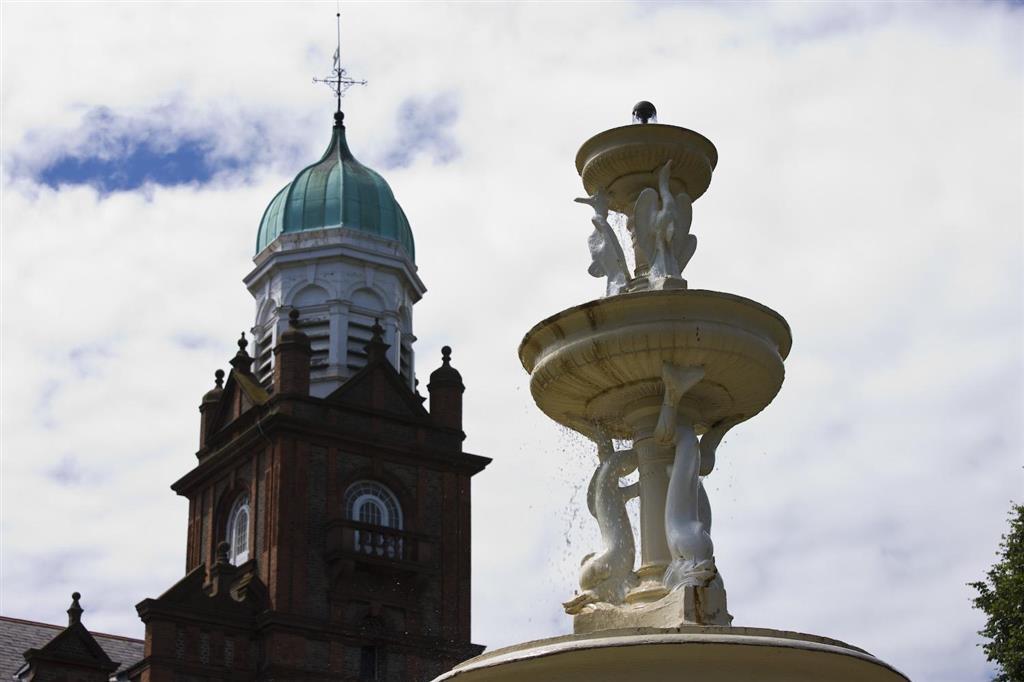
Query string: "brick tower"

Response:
xmin=125 ymin=110 xmax=490 ymax=682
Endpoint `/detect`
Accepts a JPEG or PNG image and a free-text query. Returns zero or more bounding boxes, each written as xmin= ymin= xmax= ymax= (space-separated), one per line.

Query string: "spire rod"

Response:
xmin=313 ymin=7 xmax=367 ymax=117
xmin=335 ymin=10 xmax=342 ymax=112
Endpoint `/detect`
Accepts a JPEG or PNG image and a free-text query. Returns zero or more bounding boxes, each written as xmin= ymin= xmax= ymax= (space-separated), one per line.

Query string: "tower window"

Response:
xmin=344 ymin=481 xmax=403 ymax=558
xmin=254 ymin=329 xmax=274 ymax=389
xmin=359 ymin=645 xmax=378 ymax=680
xmin=226 ymin=493 xmax=250 ymax=565
xmin=346 ymin=317 xmax=376 ymax=373
xmin=344 ymin=481 xmax=402 ymax=529
xmin=358 ymin=498 xmax=384 ymax=526
xmin=253 ymin=299 xmax=279 ymax=390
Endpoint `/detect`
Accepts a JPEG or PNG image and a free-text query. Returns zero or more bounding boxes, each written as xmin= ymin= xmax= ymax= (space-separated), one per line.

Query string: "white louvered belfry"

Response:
xmin=245 ymin=227 xmax=425 ymax=397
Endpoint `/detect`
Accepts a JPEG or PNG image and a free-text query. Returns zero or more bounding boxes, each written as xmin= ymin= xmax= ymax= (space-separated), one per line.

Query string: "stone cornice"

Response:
xmin=245 ymin=227 xmax=426 ymax=300
xmin=174 ymin=401 xmax=489 ymax=495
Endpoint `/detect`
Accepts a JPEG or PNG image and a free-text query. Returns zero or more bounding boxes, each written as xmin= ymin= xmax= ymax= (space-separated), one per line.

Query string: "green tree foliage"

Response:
xmin=971 ymin=502 xmax=1024 ymax=682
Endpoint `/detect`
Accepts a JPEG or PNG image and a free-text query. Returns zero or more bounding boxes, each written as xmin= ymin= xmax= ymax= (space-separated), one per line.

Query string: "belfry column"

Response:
xmin=406 ymin=334 xmax=417 ymax=389
xmin=329 ymin=300 xmax=350 ymax=377
xmin=385 ymin=316 xmax=401 ymax=370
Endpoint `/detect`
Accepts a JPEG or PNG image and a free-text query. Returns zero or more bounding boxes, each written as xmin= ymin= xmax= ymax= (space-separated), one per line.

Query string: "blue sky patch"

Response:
xmin=30 ymin=106 xmax=256 ymax=192
xmin=40 ymin=137 xmax=231 ymax=192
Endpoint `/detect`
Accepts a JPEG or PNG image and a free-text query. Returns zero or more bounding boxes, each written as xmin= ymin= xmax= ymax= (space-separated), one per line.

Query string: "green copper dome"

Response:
xmin=256 ymin=113 xmax=415 ymax=260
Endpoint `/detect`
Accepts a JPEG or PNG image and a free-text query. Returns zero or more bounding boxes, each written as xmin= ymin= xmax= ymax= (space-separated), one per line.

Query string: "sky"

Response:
xmin=1 ymin=2 xmax=1022 ymax=681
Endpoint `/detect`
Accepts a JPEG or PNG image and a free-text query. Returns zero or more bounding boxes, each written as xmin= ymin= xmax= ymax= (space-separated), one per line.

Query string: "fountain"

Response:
xmin=435 ymin=103 xmax=908 ymax=681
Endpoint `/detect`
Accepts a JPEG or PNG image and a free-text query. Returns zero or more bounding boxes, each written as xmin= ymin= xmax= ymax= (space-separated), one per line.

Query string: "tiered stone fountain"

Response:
xmin=436 ymin=103 xmax=908 ymax=682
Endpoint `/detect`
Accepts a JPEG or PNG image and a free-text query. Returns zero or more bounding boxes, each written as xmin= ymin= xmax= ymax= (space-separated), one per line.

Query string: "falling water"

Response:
xmin=608 ymin=210 xmax=636 ymax=277
xmin=549 ymin=425 xmax=643 ymax=601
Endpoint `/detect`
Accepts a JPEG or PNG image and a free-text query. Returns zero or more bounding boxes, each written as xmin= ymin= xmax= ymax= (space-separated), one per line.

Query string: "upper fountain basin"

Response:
xmin=576 ymin=124 xmax=718 ymax=214
xmin=519 ymin=289 xmax=791 ymax=438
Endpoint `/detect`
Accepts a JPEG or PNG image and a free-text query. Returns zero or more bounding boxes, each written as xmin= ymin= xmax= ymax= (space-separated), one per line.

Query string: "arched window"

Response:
xmin=345 ymin=481 xmax=402 ymax=529
xmin=344 ymin=481 xmax=403 ymax=558
xmin=226 ymin=493 xmax=250 ymax=565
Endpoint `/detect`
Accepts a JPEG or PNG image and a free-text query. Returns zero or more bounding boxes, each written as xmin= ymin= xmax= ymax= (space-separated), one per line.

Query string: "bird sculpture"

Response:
xmin=632 ymin=160 xmax=697 ymax=288
xmin=575 ymin=189 xmax=631 ymax=296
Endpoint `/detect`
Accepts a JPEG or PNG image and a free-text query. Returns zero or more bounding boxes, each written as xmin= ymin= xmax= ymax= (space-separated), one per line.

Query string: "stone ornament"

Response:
xmin=578 ymin=160 xmax=697 ymax=295
xmin=632 ymin=161 xmax=696 ymax=288
xmin=564 ymin=363 xmax=735 ymax=627
xmin=521 ymin=287 xmax=790 ymax=629
xmin=656 ymin=364 xmax=715 ymax=591
xmin=575 ymin=190 xmax=630 ymax=297
xmin=522 ymin=106 xmax=791 ymax=632
xmin=564 ymin=429 xmax=638 ymax=614
xmin=437 ymin=103 xmax=908 ymax=682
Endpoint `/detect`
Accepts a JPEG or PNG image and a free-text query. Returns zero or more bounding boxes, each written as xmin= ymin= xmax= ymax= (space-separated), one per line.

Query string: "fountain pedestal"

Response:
xmin=520 ymin=288 xmax=790 ymax=629
xmin=623 ymin=407 xmax=672 ymax=605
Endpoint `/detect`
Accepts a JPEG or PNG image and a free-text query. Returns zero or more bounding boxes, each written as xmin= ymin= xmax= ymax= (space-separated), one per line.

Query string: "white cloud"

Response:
xmin=2 ymin=3 xmax=1021 ymax=681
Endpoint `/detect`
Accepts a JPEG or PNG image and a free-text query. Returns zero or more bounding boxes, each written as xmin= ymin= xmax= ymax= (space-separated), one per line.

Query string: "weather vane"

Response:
xmin=313 ymin=9 xmax=366 ymax=115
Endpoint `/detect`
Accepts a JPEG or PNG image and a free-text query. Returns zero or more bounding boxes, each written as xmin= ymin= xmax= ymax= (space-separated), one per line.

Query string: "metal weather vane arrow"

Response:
xmin=312 ymin=9 xmax=367 ymax=114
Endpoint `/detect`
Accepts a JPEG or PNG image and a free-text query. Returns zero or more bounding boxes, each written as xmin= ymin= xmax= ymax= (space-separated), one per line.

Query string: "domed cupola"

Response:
xmin=256 ymin=112 xmax=415 ymax=260
xmin=244 ymin=111 xmax=426 ymax=399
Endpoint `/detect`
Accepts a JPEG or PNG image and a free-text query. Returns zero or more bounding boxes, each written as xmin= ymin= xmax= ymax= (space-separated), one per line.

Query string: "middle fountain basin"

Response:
xmin=519 ymin=289 xmax=792 ymax=438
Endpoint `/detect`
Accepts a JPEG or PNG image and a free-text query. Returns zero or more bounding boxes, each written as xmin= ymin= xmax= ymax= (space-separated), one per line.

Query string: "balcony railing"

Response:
xmin=355 ymin=527 xmax=404 ymax=558
xmin=325 ymin=519 xmax=434 ymax=569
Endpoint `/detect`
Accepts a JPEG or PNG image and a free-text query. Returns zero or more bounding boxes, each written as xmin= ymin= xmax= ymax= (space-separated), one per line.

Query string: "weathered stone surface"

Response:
xmin=572 ymin=584 xmax=731 ymax=634
xmin=434 ymin=627 xmax=910 ymax=682
xmin=519 ymin=288 xmax=791 ymax=438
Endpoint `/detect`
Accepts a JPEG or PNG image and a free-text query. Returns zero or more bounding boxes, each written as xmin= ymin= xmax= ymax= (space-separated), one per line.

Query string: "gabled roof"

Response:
xmin=135 ymin=562 xmax=268 ymax=625
xmin=204 ymin=366 xmax=270 ymax=439
xmin=325 ymin=352 xmax=430 ymax=422
xmin=0 ymin=616 xmax=143 ymax=680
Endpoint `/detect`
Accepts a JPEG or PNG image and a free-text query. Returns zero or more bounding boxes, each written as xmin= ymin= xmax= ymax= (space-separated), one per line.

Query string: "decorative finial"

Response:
xmin=214 ymin=369 xmax=225 ymax=389
xmin=365 ymin=318 xmax=389 ymax=363
xmin=289 ymin=308 xmax=300 ymax=328
xmin=632 ymin=101 xmax=657 ymax=124
xmin=230 ymin=332 xmax=254 ymax=373
xmin=68 ymin=592 xmax=83 ymax=626
xmin=428 ymin=343 xmax=462 ymax=386
xmin=215 ymin=541 xmax=231 ymax=566
xmin=313 ymin=9 xmax=367 ymax=119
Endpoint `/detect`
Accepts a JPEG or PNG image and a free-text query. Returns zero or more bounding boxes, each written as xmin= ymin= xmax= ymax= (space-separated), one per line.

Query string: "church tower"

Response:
xmin=125 ymin=88 xmax=490 ymax=680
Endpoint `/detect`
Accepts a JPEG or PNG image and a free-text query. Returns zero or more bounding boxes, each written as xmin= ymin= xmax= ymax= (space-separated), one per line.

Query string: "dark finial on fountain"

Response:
xmin=632 ymin=101 xmax=657 ymax=124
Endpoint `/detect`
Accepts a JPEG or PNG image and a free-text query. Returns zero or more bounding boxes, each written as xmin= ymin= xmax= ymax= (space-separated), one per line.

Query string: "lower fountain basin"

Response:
xmin=433 ymin=627 xmax=908 ymax=682
xmin=519 ymin=289 xmax=792 ymax=438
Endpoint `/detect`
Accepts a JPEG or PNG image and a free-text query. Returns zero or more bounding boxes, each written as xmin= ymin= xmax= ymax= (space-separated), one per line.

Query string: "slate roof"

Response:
xmin=0 ymin=616 xmax=143 ymax=680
